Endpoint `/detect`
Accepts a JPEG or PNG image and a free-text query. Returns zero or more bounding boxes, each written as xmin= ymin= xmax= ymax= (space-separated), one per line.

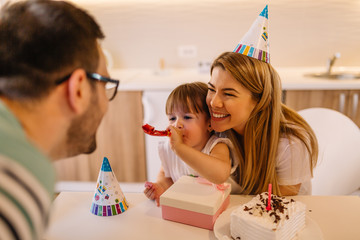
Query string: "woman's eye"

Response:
xmin=208 ymin=88 xmax=215 ymax=92
xmin=225 ymin=93 xmax=235 ymax=97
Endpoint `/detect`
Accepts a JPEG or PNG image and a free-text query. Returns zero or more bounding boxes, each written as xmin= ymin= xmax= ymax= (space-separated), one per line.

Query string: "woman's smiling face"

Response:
xmin=206 ymin=66 xmax=257 ymax=135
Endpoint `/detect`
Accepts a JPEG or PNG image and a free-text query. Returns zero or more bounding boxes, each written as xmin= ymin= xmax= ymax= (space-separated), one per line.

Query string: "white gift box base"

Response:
xmin=160 ymin=176 xmax=231 ymax=230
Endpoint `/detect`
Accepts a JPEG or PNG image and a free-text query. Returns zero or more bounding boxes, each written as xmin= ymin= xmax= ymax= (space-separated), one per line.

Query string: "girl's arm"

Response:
xmin=156 ymin=167 xmax=174 ymax=190
xmin=169 ymin=126 xmax=231 ymax=184
xmin=143 ymin=167 xmax=173 ymax=206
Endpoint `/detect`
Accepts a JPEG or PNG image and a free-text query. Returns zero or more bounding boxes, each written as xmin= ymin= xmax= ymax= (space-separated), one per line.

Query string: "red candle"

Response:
xmin=266 ymin=183 xmax=272 ymax=211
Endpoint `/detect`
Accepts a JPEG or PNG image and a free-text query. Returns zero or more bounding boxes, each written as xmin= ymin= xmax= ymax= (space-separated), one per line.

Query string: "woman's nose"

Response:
xmin=210 ymin=93 xmax=223 ymax=108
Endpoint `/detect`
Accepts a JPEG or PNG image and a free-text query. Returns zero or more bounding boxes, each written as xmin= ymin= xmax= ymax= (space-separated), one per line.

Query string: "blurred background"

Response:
xmin=2 ymin=0 xmax=358 ymax=192
xmin=68 ymin=0 xmax=360 ymax=69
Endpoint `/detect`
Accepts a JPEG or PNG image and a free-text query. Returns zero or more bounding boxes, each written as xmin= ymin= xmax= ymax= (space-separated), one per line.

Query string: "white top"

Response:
xmin=276 ymin=135 xmax=312 ymax=195
xmin=158 ymin=134 xmax=238 ymax=183
xmin=229 ymin=135 xmax=312 ymax=195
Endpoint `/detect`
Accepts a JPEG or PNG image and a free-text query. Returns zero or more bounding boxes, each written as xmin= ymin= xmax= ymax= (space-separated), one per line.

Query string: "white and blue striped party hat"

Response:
xmin=233 ymin=5 xmax=270 ymax=63
xmin=90 ymin=157 xmax=128 ymax=216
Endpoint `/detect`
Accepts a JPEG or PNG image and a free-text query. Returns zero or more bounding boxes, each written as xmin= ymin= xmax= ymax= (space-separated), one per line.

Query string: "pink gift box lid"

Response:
xmin=159 ymin=176 xmax=231 ymax=215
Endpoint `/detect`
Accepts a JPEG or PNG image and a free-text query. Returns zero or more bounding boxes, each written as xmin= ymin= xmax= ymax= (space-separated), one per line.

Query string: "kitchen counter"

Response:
xmin=110 ymin=67 xmax=360 ymax=91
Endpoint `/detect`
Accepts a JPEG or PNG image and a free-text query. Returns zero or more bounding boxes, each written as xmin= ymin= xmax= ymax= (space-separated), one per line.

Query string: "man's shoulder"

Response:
xmin=0 ymin=101 xmax=55 ymax=195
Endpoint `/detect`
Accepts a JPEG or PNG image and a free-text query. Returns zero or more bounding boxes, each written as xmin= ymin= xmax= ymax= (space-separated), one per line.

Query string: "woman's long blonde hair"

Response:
xmin=211 ymin=52 xmax=318 ymax=195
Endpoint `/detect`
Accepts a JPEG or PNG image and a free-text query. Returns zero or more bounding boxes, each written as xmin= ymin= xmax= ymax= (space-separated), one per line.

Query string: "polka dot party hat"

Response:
xmin=233 ymin=5 xmax=270 ymax=63
xmin=90 ymin=157 xmax=128 ymax=216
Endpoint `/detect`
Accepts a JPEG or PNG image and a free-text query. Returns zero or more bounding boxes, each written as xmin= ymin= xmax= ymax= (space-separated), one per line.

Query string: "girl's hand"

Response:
xmin=143 ymin=182 xmax=166 ymax=207
xmin=168 ymin=126 xmax=184 ymax=151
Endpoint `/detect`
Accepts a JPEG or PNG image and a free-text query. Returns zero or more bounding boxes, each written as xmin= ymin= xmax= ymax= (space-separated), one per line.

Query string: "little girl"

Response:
xmin=144 ymin=82 xmax=238 ymax=206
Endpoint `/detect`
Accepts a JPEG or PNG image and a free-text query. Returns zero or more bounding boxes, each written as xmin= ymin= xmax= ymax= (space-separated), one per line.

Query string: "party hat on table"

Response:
xmin=90 ymin=157 xmax=128 ymax=216
xmin=233 ymin=5 xmax=270 ymax=63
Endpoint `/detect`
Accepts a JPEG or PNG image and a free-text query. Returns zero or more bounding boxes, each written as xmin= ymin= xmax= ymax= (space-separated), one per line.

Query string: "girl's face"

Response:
xmin=167 ymin=108 xmax=210 ymax=151
xmin=206 ymin=66 xmax=257 ymax=135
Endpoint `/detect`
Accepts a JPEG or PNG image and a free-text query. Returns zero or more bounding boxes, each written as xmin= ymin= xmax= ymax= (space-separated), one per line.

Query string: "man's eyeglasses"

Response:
xmin=56 ymin=72 xmax=120 ymax=101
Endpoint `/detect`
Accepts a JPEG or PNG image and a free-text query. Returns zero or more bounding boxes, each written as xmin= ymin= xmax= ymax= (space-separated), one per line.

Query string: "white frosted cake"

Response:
xmin=230 ymin=192 xmax=306 ymax=240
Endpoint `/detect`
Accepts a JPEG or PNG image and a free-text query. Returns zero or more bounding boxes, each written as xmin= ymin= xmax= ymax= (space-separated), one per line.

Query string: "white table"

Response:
xmin=45 ymin=192 xmax=360 ymax=240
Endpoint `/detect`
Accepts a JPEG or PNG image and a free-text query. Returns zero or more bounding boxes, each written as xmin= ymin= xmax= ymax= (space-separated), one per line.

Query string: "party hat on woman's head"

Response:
xmin=233 ymin=5 xmax=270 ymax=63
xmin=90 ymin=157 xmax=128 ymax=216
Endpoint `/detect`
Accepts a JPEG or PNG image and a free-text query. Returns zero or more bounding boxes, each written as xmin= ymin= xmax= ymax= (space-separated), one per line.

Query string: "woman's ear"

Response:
xmin=66 ymin=69 xmax=90 ymax=114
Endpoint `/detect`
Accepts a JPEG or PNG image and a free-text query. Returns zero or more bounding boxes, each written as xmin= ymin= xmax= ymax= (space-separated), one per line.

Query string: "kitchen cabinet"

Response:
xmin=284 ymin=90 xmax=360 ymax=127
xmin=348 ymin=90 xmax=360 ymax=126
xmin=53 ymin=91 xmax=147 ymax=182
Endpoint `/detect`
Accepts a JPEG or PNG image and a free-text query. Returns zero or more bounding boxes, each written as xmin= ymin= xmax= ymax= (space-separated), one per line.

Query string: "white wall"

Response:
xmin=73 ymin=0 xmax=360 ymax=69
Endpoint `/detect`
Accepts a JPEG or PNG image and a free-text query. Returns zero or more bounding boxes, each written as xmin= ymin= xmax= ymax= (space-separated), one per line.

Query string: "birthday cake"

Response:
xmin=230 ymin=192 xmax=306 ymax=240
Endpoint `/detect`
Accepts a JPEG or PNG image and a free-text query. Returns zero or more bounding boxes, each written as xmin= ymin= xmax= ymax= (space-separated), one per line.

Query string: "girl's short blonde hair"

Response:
xmin=166 ymin=82 xmax=210 ymax=118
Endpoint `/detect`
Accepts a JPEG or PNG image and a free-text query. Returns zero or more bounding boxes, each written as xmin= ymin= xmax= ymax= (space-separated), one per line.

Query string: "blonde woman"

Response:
xmin=206 ymin=52 xmax=318 ymax=196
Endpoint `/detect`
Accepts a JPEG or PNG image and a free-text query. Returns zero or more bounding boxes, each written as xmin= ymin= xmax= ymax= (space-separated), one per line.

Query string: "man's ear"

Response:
xmin=66 ymin=69 xmax=90 ymax=114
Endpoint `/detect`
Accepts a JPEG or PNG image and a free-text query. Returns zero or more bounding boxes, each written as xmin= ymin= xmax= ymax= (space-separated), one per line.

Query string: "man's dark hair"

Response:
xmin=0 ymin=0 xmax=105 ymax=99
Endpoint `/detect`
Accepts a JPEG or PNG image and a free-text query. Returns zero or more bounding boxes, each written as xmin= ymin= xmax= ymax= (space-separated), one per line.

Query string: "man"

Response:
xmin=0 ymin=1 xmax=119 ymax=239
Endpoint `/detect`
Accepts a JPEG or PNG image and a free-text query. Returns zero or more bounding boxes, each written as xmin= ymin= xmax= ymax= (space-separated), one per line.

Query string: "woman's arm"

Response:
xmin=279 ymin=184 xmax=301 ymax=196
xmin=169 ymin=127 xmax=231 ymax=184
xmin=174 ymin=143 xmax=231 ymax=184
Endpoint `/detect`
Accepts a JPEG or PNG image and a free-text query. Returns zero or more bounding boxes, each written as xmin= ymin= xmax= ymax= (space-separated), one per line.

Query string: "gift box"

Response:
xmin=159 ymin=175 xmax=231 ymax=230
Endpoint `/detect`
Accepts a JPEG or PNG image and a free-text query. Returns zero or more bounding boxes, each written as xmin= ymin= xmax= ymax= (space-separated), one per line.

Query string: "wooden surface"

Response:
xmin=285 ymin=90 xmax=360 ymax=127
xmin=348 ymin=90 xmax=360 ymax=125
xmin=53 ymin=91 xmax=146 ymax=182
